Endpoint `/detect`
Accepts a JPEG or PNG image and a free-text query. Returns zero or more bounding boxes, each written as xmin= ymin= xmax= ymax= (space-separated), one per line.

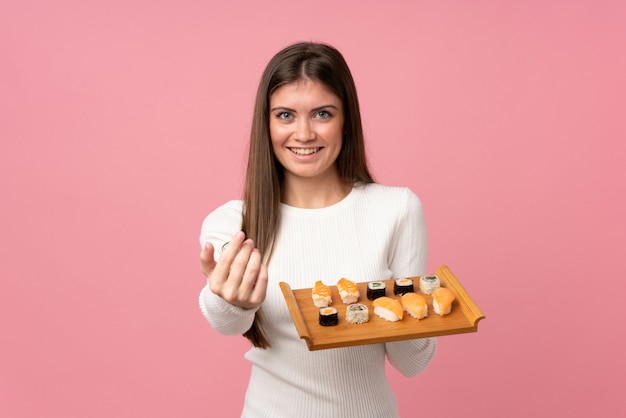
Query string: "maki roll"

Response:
xmin=319 ymin=307 xmax=339 ymax=326
xmin=419 ymin=275 xmax=440 ymax=295
xmin=367 ymin=281 xmax=387 ymax=300
xmin=345 ymin=303 xmax=369 ymax=324
xmin=393 ymin=278 xmax=414 ymax=296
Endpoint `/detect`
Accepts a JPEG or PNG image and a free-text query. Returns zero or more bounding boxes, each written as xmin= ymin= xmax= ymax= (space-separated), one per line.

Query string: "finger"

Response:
xmin=200 ymin=242 xmax=217 ymax=278
xmin=212 ymin=231 xmax=246 ymax=279
xmin=234 ymin=249 xmax=267 ymax=309
xmin=249 ymin=262 xmax=269 ymax=307
xmin=238 ymin=247 xmax=263 ymax=298
xmin=225 ymin=239 xmax=255 ymax=290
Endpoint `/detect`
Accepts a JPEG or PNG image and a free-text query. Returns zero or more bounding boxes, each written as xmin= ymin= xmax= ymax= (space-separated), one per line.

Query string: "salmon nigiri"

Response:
xmin=312 ymin=280 xmax=332 ymax=308
xmin=432 ymin=287 xmax=455 ymax=316
xmin=337 ymin=277 xmax=360 ymax=304
xmin=372 ymin=296 xmax=403 ymax=322
xmin=401 ymin=292 xmax=428 ymax=320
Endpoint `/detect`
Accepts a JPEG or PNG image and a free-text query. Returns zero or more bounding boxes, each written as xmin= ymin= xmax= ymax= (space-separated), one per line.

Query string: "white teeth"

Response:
xmin=291 ymin=148 xmax=319 ymax=155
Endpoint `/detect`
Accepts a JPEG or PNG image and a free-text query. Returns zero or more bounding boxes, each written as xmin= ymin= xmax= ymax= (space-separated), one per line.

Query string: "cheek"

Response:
xmin=268 ymin=125 xmax=280 ymax=147
xmin=328 ymin=126 xmax=344 ymax=148
xmin=328 ymin=118 xmax=344 ymax=145
xmin=269 ymin=129 xmax=286 ymax=158
xmin=269 ymin=122 xmax=287 ymax=142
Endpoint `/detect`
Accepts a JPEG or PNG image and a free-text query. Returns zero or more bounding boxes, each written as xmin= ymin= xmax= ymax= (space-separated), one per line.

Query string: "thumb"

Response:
xmin=200 ymin=242 xmax=217 ymax=278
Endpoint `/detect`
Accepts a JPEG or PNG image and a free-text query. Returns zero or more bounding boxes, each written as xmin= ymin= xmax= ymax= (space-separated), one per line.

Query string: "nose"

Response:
xmin=294 ymin=118 xmax=315 ymax=141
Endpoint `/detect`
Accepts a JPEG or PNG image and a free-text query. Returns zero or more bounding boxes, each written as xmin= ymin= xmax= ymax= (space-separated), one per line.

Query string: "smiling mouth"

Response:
xmin=289 ymin=147 xmax=321 ymax=155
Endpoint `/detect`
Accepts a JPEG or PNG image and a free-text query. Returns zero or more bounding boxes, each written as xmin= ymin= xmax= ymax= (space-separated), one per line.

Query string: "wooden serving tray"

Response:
xmin=279 ymin=265 xmax=485 ymax=351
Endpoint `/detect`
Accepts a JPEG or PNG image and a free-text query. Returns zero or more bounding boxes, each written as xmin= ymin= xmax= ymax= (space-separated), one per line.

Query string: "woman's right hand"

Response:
xmin=200 ymin=231 xmax=268 ymax=310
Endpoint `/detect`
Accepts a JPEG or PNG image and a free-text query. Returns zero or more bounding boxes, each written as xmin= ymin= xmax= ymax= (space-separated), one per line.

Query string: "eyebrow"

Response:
xmin=270 ymin=104 xmax=340 ymax=112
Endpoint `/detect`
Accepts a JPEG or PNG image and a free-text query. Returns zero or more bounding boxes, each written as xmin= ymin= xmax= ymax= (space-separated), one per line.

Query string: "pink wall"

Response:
xmin=2 ymin=1 xmax=624 ymax=417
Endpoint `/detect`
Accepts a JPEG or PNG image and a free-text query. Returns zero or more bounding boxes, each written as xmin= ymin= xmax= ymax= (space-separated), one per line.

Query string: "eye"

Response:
xmin=276 ymin=111 xmax=292 ymax=120
xmin=316 ymin=110 xmax=332 ymax=119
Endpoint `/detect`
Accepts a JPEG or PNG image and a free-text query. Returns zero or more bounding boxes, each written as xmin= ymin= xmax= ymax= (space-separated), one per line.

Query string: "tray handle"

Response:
xmin=435 ymin=265 xmax=486 ymax=328
xmin=279 ymin=282 xmax=313 ymax=347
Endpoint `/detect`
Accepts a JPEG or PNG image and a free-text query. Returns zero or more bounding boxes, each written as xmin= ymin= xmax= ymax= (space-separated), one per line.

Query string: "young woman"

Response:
xmin=199 ymin=42 xmax=436 ymax=417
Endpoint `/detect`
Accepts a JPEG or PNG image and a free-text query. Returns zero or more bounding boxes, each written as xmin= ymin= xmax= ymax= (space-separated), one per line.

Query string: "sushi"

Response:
xmin=393 ymin=278 xmax=414 ymax=295
xmin=312 ymin=280 xmax=332 ymax=308
xmin=319 ymin=307 xmax=339 ymax=326
xmin=432 ymin=287 xmax=455 ymax=316
xmin=366 ymin=281 xmax=387 ymax=300
xmin=346 ymin=303 xmax=369 ymax=324
xmin=419 ymin=275 xmax=440 ymax=295
xmin=401 ymin=292 xmax=428 ymax=320
xmin=337 ymin=278 xmax=360 ymax=304
xmin=372 ymin=296 xmax=403 ymax=322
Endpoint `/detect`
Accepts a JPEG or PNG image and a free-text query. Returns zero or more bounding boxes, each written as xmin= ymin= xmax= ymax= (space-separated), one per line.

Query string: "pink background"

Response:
xmin=2 ymin=1 xmax=625 ymax=417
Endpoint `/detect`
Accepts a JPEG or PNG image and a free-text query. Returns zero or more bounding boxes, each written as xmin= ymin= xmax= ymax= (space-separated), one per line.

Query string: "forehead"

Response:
xmin=270 ymin=79 xmax=341 ymax=108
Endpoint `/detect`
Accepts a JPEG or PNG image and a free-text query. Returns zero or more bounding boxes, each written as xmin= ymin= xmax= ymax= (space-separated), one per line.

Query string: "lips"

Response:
xmin=289 ymin=147 xmax=321 ymax=155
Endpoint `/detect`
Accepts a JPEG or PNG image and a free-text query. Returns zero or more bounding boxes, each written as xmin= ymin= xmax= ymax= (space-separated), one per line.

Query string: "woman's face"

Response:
xmin=269 ymin=79 xmax=344 ymax=184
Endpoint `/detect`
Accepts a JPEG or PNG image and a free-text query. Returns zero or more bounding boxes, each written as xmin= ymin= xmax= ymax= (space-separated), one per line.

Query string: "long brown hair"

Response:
xmin=242 ymin=42 xmax=374 ymax=348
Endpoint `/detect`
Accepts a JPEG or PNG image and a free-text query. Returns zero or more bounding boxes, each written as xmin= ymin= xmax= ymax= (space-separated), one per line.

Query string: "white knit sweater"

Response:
xmin=199 ymin=183 xmax=437 ymax=418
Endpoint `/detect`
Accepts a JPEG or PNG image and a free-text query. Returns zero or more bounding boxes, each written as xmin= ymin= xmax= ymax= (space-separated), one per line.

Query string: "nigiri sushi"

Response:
xmin=312 ymin=280 xmax=332 ymax=308
xmin=372 ymin=296 xmax=403 ymax=322
xmin=432 ymin=287 xmax=455 ymax=316
xmin=401 ymin=292 xmax=428 ymax=320
xmin=337 ymin=277 xmax=360 ymax=304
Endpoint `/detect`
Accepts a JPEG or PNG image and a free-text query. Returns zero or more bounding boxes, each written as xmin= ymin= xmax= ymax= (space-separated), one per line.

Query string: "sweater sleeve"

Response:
xmin=384 ymin=188 xmax=437 ymax=377
xmin=385 ymin=337 xmax=437 ymax=377
xmin=199 ymin=285 xmax=258 ymax=335
xmin=197 ymin=200 xmax=258 ymax=336
xmin=387 ymin=188 xmax=428 ymax=278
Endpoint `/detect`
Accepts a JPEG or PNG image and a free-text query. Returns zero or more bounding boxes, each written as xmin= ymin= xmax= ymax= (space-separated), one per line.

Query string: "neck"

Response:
xmin=281 ymin=174 xmax=352 ymax=209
